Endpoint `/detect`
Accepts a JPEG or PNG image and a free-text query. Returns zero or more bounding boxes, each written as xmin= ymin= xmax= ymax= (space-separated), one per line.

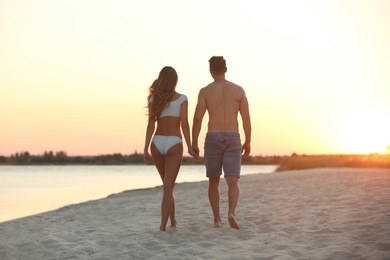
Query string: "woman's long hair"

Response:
xmin=147 ymin=66 xmax=178 ymax=119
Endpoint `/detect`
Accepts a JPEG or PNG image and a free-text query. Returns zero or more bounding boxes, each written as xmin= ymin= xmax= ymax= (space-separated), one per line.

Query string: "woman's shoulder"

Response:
xmin=172 ymin=92 xmax=187 ymax=102
xmin=175 ymin=92 xmax=187 ymax=99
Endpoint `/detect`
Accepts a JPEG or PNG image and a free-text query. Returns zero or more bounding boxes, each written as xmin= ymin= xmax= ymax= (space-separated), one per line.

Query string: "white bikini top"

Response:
xmin=150 ymin=94 xmax=187 ymax=118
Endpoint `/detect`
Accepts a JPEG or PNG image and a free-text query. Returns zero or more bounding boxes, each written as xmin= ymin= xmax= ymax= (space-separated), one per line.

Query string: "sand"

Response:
xmin=1 ymin=168 xmax=390 ymax=259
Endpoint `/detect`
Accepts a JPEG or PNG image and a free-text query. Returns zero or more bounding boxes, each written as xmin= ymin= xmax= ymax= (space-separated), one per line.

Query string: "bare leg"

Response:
xmin=152 ymin=143 xmax=183 ymax=231
xmin=170 ymin=192 xmax=177 ymax=227
xmin=208 ymin=177 xmax=222 ymax=227
xmin=225 ymin=176 xmax=240 ymax=229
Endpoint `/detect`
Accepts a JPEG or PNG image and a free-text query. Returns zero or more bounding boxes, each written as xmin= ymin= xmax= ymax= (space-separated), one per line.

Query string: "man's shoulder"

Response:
xmin=200 ymin=81 xmax=245 ymax=94
xmin=199 ymin=83 xmax=213 ymax=94
xmin=227 ymin=80 xmax=243 ymax=90
xmin=203 ymin=82 xmax=215 ymax=89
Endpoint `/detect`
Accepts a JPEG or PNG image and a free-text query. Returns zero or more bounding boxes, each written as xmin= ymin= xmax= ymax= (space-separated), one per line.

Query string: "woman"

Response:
xmin=143 ymin=66 xmax=195 ymax=231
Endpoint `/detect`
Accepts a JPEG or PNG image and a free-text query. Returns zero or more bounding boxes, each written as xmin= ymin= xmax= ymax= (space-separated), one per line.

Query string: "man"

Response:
xmin=192 ymin=56 xmax=252 ymax=229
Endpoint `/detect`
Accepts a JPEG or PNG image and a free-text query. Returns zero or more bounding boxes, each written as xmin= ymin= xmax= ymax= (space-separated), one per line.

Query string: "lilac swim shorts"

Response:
xmin=204 ymin=132 xmax=242 ymax=178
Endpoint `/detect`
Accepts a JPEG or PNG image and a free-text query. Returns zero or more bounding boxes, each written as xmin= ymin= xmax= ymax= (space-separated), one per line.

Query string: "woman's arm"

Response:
xmin=143 ymin=106 xmax=156 ymax=164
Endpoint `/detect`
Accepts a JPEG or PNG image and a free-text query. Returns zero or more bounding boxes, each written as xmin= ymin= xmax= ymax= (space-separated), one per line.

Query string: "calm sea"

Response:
xmin=0 ymin=165 xmax=277 ymax=223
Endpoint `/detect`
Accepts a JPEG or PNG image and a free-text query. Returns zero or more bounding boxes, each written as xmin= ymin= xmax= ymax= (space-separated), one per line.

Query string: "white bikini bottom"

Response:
xmin=152 ymin=135 xmax=182 ymax=155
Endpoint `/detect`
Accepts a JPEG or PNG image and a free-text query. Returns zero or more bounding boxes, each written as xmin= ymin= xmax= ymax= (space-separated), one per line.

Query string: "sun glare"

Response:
xmin=339 ymin=108 xmax=389 ymax=154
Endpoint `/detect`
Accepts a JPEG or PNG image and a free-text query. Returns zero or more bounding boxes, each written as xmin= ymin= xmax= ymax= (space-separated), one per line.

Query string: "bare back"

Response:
xmin=200 ymin=80 xmax=247 ymax=132
xmin=154 ymin=92 xmax=186 ymax=137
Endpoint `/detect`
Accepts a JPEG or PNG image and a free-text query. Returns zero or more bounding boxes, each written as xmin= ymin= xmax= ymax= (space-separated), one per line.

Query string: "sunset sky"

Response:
xmin=1 ymin=0 xmax=389 ymax=156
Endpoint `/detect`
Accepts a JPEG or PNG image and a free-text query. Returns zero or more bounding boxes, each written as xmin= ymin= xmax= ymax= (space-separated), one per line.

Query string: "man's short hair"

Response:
xmin=209 ymin=56 xmax=226 ymax=75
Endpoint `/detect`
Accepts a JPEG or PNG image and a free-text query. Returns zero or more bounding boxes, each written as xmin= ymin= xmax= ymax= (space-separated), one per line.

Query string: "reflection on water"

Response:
xmin=0 ymin=165 xmax=277 ymax=222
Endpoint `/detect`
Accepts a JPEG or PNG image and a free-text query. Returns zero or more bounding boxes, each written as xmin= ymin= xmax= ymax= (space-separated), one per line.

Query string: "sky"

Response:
xmin=1 ymin=0 xmax=389 ymax=157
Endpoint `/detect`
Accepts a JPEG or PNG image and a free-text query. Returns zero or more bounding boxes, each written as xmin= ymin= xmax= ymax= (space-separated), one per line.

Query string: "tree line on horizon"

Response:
xmin=0 ymin=151 xmax=283 ymax=165
xmin=1 ymin=151 xmax=389 ymax=170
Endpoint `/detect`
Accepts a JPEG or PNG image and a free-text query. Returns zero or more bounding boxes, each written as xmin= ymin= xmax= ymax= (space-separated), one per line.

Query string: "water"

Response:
xmin=0 ymin=165 xmax=277 ymax=223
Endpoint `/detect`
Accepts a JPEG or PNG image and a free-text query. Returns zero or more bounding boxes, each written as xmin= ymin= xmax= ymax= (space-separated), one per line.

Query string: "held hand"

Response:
xmin=242 ymin=142 xmax=251 ymax=156
xmin=143 ymin=152 xmax=151 ymax=165
xmin=191 ymin=145 xmax=200 ymax=158
xmin=188 ymin=147 xmax=198 ymax=158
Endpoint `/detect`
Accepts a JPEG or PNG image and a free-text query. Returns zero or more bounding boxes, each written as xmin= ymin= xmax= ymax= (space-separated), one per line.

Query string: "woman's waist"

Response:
xmin=154 ymin=131 xmax=182 ymax=137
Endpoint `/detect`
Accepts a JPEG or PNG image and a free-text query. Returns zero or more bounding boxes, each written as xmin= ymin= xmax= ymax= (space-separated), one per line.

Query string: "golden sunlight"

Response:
xmin=339 ymin=107 xmax=389 ymax=154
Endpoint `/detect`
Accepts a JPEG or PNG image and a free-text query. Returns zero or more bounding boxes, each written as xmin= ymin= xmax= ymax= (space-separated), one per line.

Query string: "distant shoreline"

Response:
xmin=1 ymin=153 xmax=389 ymax=171
xmin=0 ymin=153 xmax=282 ymax=166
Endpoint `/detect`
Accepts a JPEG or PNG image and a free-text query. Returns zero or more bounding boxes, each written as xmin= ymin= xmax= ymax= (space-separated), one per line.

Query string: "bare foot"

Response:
xmin=228 ymin=213 xmax=239 ymax=229
xmin=213 ymin=222 xmax=222 ymax=228
xmin=170 ymin=221 xmax=177 ymax=228
xmin=213 ymin=217 xmax=222 ymax=228
xmin=160 ymin=225 xmax=166 ymax=232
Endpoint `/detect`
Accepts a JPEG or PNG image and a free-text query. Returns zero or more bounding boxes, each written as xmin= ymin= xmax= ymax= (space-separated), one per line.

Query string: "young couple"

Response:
xmin=143 ymin=56 xmax=252 ymax=231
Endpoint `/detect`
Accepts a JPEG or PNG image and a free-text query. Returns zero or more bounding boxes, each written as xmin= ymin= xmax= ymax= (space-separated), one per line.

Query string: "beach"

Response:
xmin=1 ymin=168 xmax=389 ymax=259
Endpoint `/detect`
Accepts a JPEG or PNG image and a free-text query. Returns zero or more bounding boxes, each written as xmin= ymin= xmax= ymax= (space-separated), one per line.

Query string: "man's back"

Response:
xmin=192 ymin=55 xmax=251 ymax=158
xmin=191 ymin=56 xmax=252 ymax=230
xmin=199 ymin=79 xmax=249 ymax=133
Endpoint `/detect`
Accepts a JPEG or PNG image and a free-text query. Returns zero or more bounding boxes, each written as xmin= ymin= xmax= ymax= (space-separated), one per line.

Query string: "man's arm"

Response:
xmin=239 ymin=92 xmax=251 ymax=156
xmin=192 ymin=89 xmax=207 ymax=158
